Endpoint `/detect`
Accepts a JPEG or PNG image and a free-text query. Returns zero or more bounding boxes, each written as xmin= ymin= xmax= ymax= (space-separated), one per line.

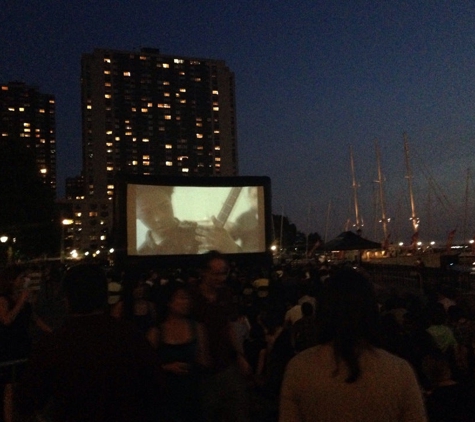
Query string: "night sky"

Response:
xmin=3 ymin=0 xmax=475 ymax=246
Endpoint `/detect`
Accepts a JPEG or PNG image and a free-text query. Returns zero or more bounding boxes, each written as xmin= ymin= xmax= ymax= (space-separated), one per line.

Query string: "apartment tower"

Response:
xmin=81 ymin=47 xmax=238 ymax=200
xmin=0 ymin=81 xmax=57 ymax=195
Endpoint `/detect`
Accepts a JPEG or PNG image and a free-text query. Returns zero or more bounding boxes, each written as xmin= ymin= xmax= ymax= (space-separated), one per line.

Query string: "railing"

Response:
xmin=363 ymin=263 xmax=475 ymax=295
xmin=0 ymin=358 xmax=28 ymax=383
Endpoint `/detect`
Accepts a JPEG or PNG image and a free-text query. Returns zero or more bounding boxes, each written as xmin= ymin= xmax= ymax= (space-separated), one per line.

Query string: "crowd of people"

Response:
xmin=1 ymin=253 xmax=475 ymax=421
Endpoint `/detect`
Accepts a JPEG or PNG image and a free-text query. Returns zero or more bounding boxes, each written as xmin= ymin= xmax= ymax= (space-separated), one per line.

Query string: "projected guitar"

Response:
xmin=214 ymin=187 xmax=243 ymax=228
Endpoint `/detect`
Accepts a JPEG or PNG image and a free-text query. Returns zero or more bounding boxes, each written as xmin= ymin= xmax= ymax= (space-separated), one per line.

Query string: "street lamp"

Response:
xmin=0 ymin=235 xmax=13 ymax=264
xmin=61 ymin=219 xmax=74 ymax=263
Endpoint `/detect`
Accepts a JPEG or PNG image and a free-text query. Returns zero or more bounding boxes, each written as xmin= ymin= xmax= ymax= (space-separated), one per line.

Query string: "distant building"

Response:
xmin=81 ymin=47 xmax=238 ymax=200
xmin=0 ymin=81 xmax=57 ymax=195
xmin=63 ymin=48 xmax=238 ymax=256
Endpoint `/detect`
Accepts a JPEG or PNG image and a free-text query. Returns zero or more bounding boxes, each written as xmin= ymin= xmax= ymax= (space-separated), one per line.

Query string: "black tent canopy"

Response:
xmin=320 ymin=231 xmax=382 ymax=251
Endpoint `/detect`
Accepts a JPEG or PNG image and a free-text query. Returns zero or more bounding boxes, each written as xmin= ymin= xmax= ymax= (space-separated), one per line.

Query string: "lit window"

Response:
xmin=165 ymin=115 xmax=171 ymax=120
xmin=1 ymin=86 xmax=8 ymax=91
xmin=140 ymin=56 xmax=147 ymax=60
xmin=106 ymin=131 xmax=113 ymax=135
xmin=114 ymin=137 xmax=120 ymax=141
xmin=180 ymin=99 xmax=186 ymax=104
xmin=212 ymin=90 xmax=219 ymax=95
xmin=142 ymin=155 xmax=150 ymax=160
xmin=215 ymin=157 xmax=221 ymax=162
xmin=104 ymin=70 xmax=111 ymax=75
xmin=147 ymin=102 xmax=153 ymax=107
xmin=196 ymin=133 xmax=203 ymax=139
xmin=23 ymin=123 xmax=30 ymax=127
xmin=123 ymin=71 xmax=131 ymax=76
xmin=106 ymin=142 xmax=113 ymax=147
xmin=49 ymin=99 xmax=54 ymax=104
xmin=107 ymin=191 xmax=114 ymax=196
xmin=182 ymin=168 xmax=189 ymax=173
xmin=39 ymin=109 xmax=45 ymax=113
xmin=105 ymin=94 xmax=111 ymax=99
xmin=105 ymin=82 xmax=111 ymax=87
xmin=164 ymin=93 xmax=170 ymax=97
xmin=87 ymin=105 xmax=92 ymax=109
xmin=107 ymin=166 xmax=114 ymax=171
xmin=19 ymin=107 xmax=24 ymax=112
xmin=166 ymin=161 xmax=173 ymax=166
xmin=214 ymin=130 xmax=220 ymax=134
xmin=125 ymin=132 xmax=132 ymax=136
xmin=174 ymin=59 xmax=184 ymax=64
xmin=213 ymin=107 xmax=219 ymax=111
xmin=143 ymin=161 xmax=150 ymax=166
xmin=141 ymin=108 xmax=148 ymax=113
xmin=132 ymin=160 xmax=138 ymax=165
xmin=75 ymin=212 xmax=82 ymax=217
xmin=194 ymin=78 xmax=201 ymax=82
xmin=163 ymin=63 xmax=170 ymax=68
xmin=215 ymin=146 xmax=221 ymax=150
xmin=8 ymin=108 xmax=14 ymax=112
xmin=40 ymin=168 xmax=47 ymax=174
xmin=165 ymin=144 xmax=173 ymax=149
xmin=142 ymin=138 xmax=149 ymax=142
xmin=104 ymin=58 xmax=111 ymax=63
xmin=163 ymin=81 xmax=170 ymax=85
xmin=100 ymin=235 xmax=106 ymax=241
xmin=180 ymin=88 xmax=186 ymax=93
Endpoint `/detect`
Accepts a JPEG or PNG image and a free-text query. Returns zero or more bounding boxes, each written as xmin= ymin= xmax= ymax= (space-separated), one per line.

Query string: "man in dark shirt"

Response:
xmin=14 ymin=264 xmax=163 ymax=422
xmin=191 ymin=251 xmax=251 ymax=422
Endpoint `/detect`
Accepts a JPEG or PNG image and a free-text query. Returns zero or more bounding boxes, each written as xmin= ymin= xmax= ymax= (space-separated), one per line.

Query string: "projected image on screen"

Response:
xmin=127 ymin=184 xmax=266 ymax=256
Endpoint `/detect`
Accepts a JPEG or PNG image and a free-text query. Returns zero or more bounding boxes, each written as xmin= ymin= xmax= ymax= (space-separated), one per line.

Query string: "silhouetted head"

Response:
xmin=317 ymin=267 xmax=381 ymax=382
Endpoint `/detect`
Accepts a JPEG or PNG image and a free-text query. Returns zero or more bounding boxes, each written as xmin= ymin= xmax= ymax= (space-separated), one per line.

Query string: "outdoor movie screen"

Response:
xmin=124 ymin=179 xmax=269 ymax=257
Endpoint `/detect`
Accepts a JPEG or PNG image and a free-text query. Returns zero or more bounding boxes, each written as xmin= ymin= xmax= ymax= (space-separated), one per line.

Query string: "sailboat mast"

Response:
xmin=350 ymin=146 xmax=361 ymax=231
xmin=375 ymin=139 xmax=388 ymax=239
xmin=403 ymin=134 xmax=419 ymax=233
xmin=463 ymin=168 xmax=470 ymax=246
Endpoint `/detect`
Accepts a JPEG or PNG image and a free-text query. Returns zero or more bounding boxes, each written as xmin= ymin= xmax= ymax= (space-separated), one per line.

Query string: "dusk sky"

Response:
xmin=3 ymin=0 xmax=475 ymax=246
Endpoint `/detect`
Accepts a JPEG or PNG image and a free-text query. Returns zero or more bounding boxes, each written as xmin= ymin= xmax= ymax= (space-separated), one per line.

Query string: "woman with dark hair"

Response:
xmin=147 ymin=282 xmax=208 ymax=422
xmin=279 ymin=268 xmax=427 ymax=421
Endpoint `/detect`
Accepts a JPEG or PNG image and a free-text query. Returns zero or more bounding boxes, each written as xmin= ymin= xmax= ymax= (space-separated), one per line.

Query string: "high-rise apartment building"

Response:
xmin=0 ymin=81 xmax=57 ymax=195
xmin=63 ymin=48 xmax=238 ymax=256
xmin=81 ymin=47 xmax=238 ymax=200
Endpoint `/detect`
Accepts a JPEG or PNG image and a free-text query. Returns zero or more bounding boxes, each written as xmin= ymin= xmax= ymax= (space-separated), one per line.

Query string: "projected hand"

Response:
xmin=196 ymin=216 xmax=240 ymax=253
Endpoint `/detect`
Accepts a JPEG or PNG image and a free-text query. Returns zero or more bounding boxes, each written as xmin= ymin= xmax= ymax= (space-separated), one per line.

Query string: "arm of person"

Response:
xmin=228 ymin=321 xmax=252 ymax=377
xmin=195 ymin=322 xmax=211 ymax=368
xmin=32 ymin=313 xmax=53 ymax=333
xmin=0 ymin=292 xmax=29 ymax=326
xmin=146 ymin=326 xmax=160 ymax=349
